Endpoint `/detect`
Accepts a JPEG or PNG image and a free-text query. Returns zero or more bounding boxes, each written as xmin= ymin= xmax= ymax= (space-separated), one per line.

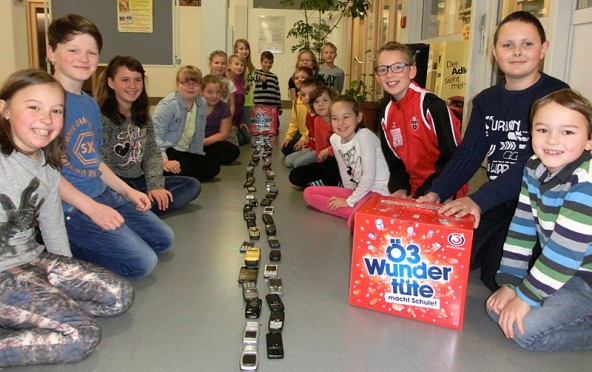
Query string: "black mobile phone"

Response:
xmin=245 ymin=298 xmax=262 ymax=319
xmin=260 ymin=198 xmax=272 ymax=206
xmin=238 ymin=267 xmax=258 ymax=283
xmin=262 ymin=213 xmax=274 ymax=225
xmin=265 ymin=224 xmax=276 ymax=236
xmin=266 ymin=294 xmax=284 ymax=312
xmin=269 ymin=249 xmax=281 ymax=261
xmin=268 ymin=311 xmax=285 ymax=333
xmin=266 ymin=333 xmax=284 ymax=359
xmin=267 ymin=236 xmax=281 ymax=249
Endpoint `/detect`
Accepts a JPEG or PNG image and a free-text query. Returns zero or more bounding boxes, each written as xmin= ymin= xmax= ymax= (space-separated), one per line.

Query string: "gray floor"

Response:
xmin=13 ymin=117 xmax=592 ymax=371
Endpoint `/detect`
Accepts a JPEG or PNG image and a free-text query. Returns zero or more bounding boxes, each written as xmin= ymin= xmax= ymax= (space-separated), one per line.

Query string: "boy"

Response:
xmin=48 ymin=14 xmax=173 ymax=280
xmin=284 ymin=76 xmax=324 ymax=167
xmin=486 ymin=89 xmax=592 ymax=351
xmin=375 ymin=41 xmax=467 ymax=199
xmin=418 ymin=12 xmax=569 ymax=291
xmin=318 ymin=42 xmax=344 ymax=94
xmin=254 ymin=51 xmax=282 ymax=129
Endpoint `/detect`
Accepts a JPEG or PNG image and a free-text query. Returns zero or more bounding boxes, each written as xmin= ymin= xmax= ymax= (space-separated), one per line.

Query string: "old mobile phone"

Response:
xmin=269 ymin=249 xmax=281 ymax=261
xmin=245 ymin=298 xmax=262 ymax=319
xmin=243 ymin=321 xmax=259 ymax=345
xmin=268 ymin=311 xmax=284 ymax=333
xmin=242 ymin=282 xmax=258 ymax=301
xmin=238 ymin=267 xmax=258 ymax=283
xmin=266 ymin=293 xmax=284 ymax=312
xmin=266 ymin=333 xmax=284 ymax=359
xmin=240 ymin=345 xmax=258 ymax=371
xmin=267 ymin=236 xmax=280 ymax=249
xmin=261 ymin=213 xmax=274 ymax=225
xmin=240 ymin=241 xmax=255 ymax=253
xmin=260 ymin=198 xmax=272 ymax=206
xmin=268 ymin=277 xmax=283 ymax=295
xmin=263 ymin=264 xmax=278 ymax=278
xmin=263 ymin=206 xmax=275 ymax=215
xmin=245 ymin=247 xmax=261 ymax=267
xmin=249 ymin=226 xmax=260 ymax=240
xmin=265 ymin=223 xmax=276 ymax=236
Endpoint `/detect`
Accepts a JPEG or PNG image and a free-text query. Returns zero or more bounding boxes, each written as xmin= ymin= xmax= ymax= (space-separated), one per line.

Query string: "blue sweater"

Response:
xmin=429 ymin=73 xmax=568 ymax=212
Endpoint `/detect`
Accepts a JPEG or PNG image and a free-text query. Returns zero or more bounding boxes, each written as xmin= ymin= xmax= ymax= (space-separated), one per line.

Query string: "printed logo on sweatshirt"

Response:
xmin=390 ymin=128 xmax=403 ymax=147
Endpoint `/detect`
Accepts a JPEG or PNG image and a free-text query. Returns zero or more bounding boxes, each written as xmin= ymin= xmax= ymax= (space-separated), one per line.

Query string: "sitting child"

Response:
xmin=304 ymin=95 xmax=390 ymax=229
xmin=486 ymin=89 xmax=592 ymax=352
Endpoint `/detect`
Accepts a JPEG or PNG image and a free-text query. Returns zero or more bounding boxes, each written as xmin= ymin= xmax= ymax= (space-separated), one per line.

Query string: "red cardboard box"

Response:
xmin=349 ymin=195 xmax=474 ymax=329
xmin=250 ymin=105 xmax=278 ymax=135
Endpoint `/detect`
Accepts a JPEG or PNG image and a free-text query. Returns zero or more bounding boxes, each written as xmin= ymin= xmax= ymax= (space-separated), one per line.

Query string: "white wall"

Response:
xmin=1 ymin=1 xmax=28 ymax=83
xmin=244 ymin=5 xmax=346 ymax=102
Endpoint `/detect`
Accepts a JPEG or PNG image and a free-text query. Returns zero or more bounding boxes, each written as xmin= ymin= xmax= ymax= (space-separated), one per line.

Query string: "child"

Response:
xmin=485 ymin=89 xmax=592 ymax=351
xmin=227 ymin=54 xmax=251 ymax=145
xmin=303 ymin=95 xmax=390 ymax=229
xmin=48 ymin=14 xmax=174 ymax=280
xmin=254 ymin=51 xmax=283 ymax=130
xmin=318 ymin=42 xmax=345 ymax=94
xmin=97 ymin=55 xmax=201 ymax=216
xmin=202 ymin=74 xmax=240 ymax=164
xmin=0 ymin=69 xmax=134 ymax=367
xmin=284 ymin=76 xmax=324 ymax=166
xmin=153 ymin=65 xmax=221 ymax=181
xmin=281 ymin=66 xmax=314 ymax=156
xmin=234 ymin=39 xmax=256 ymax=130
xmin=418 ymin=11 xmax=569 ymax=291
xmin=288 ymin=49 xmax=319 ymax=103
xmin=208 ymin=50 xmax=237 ymax=147
xmin=376 ymin=41 xmax=468 ymax=199
xmin=289 ymin=85 xmax=341 ymax=188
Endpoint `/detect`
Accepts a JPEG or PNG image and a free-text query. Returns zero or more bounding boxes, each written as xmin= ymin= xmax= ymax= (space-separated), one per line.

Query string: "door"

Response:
xmin=567 ymin=6 xmax=592 ymax=99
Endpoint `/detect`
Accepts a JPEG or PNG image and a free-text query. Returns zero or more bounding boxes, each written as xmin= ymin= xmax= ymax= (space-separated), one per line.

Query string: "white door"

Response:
xmin=567 ymin=6 xmax=592 ymax=99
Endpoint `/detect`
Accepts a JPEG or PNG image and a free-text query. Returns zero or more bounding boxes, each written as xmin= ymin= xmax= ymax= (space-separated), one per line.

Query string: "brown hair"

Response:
xmin=376 ymin=41 xmax=414 ymax=66
xmin=493 ymin=11 xmax=546 ymax=45
xmin=309 ymin=86 xmax=338 ymax=116
xmin=0 ymin=69 xmax=65 ymax=168
xmin=234 ymin=39 xmax=256 ymax=72
xmin=48 ymin=14 xmax=103 ymax=52
xmin=331 ymin=95 xmax=365 ymax=129
xmin=295 ymin=49 xmax=319 ymax=74
xmin=531 ymin=89 xmax=592 ymax=137
xmin=176 ymin=65 xmax=203 ymax=85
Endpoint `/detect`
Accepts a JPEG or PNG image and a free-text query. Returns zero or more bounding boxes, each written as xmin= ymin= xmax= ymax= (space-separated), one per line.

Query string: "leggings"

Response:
xmin=0 ymin=252 xmax=134 ymax=367
xmin=303 ymin=186 xmax=378 ymax=229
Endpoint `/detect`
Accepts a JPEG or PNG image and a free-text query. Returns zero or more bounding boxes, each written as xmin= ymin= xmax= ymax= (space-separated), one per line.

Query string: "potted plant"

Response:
xmin=280 ymin=0 xmax=371 ymax=59
xmin=344 ymin=76 xmax=387 ymax=133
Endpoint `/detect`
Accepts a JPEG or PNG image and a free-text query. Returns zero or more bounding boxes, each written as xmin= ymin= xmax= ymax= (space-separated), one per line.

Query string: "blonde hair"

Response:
xmin=233 ymin=39 xmax=255 ymax=73
xmin=176 ymin=65 xmax=202 ymax=84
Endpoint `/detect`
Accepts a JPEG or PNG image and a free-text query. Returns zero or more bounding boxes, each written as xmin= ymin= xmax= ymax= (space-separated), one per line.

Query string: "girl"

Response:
xmin=208 ymin=50 xmax=237 ymax=144
xmin=234 ymin=39 xmax=256 ymax=132
xmin=289 ymin=85 xmax=341 ymax=187
xmin=152 ymin=65 xmax=221 ymax=181
xmin=303 ymin=95 xmax=390 ymax=229
xmin=418 ymin=11 xmax=569 ymax=291
xmin=288 ymin=49 xmax=319 ymax=103
xmin=281 ymin=66 xmax=314 ymax=156
xmin=227 ymin=54 xmax=251 ymax=145
xmin=202 ymin=74 xmax=240 ymax=164
xmin=97 ymin=55 xmax=201 ymax=216
xmin=0 ymin=69 xmax=133 ymax=367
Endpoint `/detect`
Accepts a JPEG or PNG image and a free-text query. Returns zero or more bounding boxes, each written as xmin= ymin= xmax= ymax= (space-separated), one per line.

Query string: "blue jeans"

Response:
xmin=486 ymin=276 xmax=592 ymax=351
xmin=120 ymin=175 xmax=201 ymax=216
xmin=64 ymin=188 xmax=174 ymax=280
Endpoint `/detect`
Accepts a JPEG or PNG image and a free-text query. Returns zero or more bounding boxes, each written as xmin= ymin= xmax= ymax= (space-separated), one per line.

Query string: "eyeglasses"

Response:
xmin=179 ymin=81 xmax=198 ymax=88
xmin=374 ymin=62 xmax=411 ymax=76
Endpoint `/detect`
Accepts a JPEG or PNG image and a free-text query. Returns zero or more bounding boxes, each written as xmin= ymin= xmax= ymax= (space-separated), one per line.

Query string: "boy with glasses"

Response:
xmin=375 ymin=41 xmax=467 ymax=199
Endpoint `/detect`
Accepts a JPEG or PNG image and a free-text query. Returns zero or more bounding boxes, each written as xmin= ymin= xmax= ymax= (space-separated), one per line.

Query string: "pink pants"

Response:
xmin=303 ymin=186 xmax=378 ymax=229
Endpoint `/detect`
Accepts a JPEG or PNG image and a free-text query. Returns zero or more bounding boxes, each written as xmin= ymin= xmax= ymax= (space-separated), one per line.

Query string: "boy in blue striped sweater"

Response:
xmin=486 ymin=89 xmax=592 ymax=351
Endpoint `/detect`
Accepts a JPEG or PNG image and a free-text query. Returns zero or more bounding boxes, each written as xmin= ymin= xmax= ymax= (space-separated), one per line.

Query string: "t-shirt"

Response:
xmin=1 ymin=151 xmax=71 ymax=272
xmin=205 ymin=101 xmax=231 ymax=138
xmin=61 ymin=91 xmax=106 ymax=210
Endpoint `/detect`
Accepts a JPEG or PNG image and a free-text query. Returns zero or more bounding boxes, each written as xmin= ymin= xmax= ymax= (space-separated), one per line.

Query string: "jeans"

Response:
xmin=0 ymin=252 xmax=134 ymax=367
xmin=237 ymin=126 xmax=251 ymax=146
xmin=120 ymin=175 xmax=201 ymax=216
xmin=64 ymin=188 xmax=174 ymax=280
xmin=486 ymin=276 xmax=592 ymax=351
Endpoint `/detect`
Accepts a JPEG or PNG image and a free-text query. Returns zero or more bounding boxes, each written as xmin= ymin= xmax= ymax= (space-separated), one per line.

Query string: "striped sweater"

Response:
xmin=496 ymin=151 xmax=592 ymax=307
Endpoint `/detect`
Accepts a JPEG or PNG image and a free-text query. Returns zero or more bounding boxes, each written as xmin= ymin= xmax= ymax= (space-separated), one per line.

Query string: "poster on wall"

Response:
xmin=435 ymin=40 xmax=468 ymax=101
xmin=259 ymin=16 xmax=285 ymax=54
xmin=117 ymin=0 xmax=153 ymax=33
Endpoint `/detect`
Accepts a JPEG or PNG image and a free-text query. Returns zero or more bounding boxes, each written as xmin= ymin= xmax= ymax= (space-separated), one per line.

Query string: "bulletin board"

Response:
xmin=51 ymin=0 xmax=175 ymax=66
